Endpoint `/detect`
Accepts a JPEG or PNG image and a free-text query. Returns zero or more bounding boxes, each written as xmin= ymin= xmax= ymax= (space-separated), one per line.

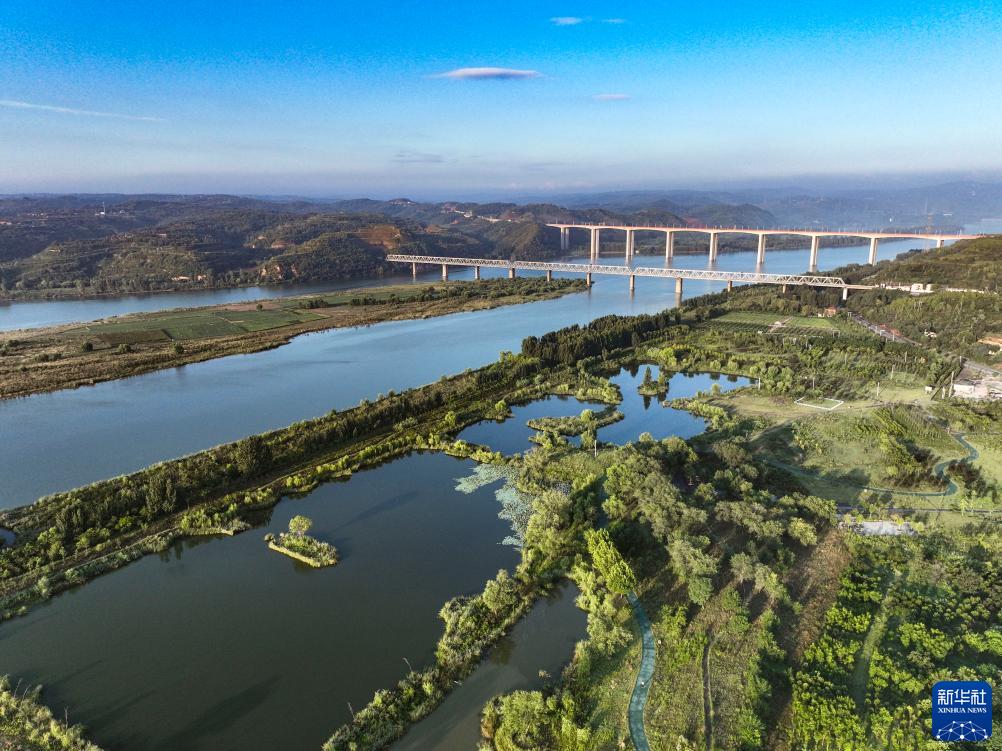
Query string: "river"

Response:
xmin=0 ymin=239 xmax=924 ymax=508
xmin=0 ymin=238 xmax=935 ymax=333
xmin=0 ymin=276 xmax=416 ymax=332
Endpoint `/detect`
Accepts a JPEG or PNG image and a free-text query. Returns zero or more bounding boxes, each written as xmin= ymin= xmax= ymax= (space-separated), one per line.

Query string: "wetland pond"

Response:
xmin=0 ymin=368 xmax=745 ymax=749
xmin=459 ymin=366 xmax=751 ymax=453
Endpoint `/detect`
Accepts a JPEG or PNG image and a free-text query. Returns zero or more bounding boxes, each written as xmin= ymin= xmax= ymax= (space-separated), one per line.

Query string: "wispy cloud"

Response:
xmin=550 ymin=16 xmax=584 ymax=25
xmin=593 ymin=93 xmax=631 ymax=101
xmin=434 ymin=67 xmax=542 ymax=80
xmin=392 ymin=150 xmax=446 ymax=164
xmin=0 ymin=99 xmax=162 ymax=122
xmin=602 ymin=18 xmax=627 ymax=24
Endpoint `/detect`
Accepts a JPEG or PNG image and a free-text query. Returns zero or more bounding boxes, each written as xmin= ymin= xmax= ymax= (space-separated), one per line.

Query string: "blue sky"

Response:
xmin=2 ymin=0 xmax=1001 ymax=197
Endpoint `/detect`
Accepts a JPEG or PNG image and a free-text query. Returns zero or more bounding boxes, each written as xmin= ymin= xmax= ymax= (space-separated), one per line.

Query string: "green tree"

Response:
xmin=585 ymin=528 xmax=637 ymax=594
xmin=289 ymin=515 xmax=312 ymax=536
xmin=235 ymin=435 xmax=271 ymax=477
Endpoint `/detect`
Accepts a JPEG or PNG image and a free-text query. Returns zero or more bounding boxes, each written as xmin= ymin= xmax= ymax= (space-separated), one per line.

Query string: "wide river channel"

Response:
xmin=0 ymin=240 xmax=924 ymax=508
xmin=0 ymin=367 xmax=745 ymax=750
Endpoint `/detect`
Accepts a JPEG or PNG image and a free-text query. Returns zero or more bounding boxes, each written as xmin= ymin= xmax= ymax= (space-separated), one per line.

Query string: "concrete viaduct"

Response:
xmin=547 ymin=223 xmax=980 ymax=271
xmin=386 ymin=254 xmax=873 ymax=300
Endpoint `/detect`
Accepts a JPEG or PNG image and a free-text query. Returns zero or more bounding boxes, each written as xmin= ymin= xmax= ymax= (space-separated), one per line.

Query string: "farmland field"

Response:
xmin=706 ymin=311 xmax=856 ymax=336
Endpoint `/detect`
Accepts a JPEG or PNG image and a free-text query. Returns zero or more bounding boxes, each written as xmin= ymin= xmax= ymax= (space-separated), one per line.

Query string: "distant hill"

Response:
xmin=684 ymin=203 xmax=777 ymax=228
xmin=0 ymin=202 xmax=568 ymax=297
xmin=839 ymin=235 xmax=1002 ymax=291
xmin=516 ymin=181 xmax=1002 ymax=231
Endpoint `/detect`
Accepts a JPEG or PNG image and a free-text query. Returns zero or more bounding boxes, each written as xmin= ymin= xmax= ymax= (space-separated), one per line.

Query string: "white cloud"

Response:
xmin=550 ymin=16 xmax=584 ymax=25
xmin=593 ymin=93 xmax=631 ymax=101
xmin=0 ymin=99 xmax=162 ymax=122
xmin=603 ymin=18 xmax=627 ymax=24
xmin=434 ymin=67 xmax=542 ymax=80
xmin=393 ymin=150 xmax=446 ymax=164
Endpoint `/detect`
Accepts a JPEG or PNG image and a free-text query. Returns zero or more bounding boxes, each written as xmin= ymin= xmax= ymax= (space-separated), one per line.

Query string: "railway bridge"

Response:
xmin=545 ymin=223 xmax=980 ymax=271
xmin=385 ymin=254 xmax=873 ymax=299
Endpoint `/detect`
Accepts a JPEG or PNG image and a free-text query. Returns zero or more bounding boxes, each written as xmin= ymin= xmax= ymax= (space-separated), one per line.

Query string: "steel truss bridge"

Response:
xmin=385 ymin=254 xmax=870 ymax=296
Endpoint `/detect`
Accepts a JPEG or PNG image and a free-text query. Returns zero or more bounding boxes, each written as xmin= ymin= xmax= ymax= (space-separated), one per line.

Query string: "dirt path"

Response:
xmin=849 ymin=572 xmax=897 ymax=716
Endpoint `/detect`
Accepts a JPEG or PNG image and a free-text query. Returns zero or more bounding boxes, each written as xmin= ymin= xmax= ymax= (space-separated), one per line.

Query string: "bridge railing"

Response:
xmin=384 ymin=254 xmax=849 ymax=287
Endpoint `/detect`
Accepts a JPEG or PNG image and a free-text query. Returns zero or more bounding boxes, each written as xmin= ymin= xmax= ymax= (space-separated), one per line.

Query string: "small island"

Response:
xmin=637 ymin=365 xmax=669 ymax=397
xmin=266 ymin=515 xmax=339 ymax=568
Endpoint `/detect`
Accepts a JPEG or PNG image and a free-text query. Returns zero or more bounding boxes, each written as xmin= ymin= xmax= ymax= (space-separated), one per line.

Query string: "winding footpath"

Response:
xmin=627 ymin=593 xmax=655 ymax=751
xmin=770 ymin=431 xmax=989 ymax=507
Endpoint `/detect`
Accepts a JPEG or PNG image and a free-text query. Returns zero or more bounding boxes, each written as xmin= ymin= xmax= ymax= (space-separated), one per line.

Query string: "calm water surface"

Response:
xmin=0 ymin=452 xmax=518 ymax=751
xmin=0 ymin=241 xmax=923 ymax=507
xmin=393 ymin=583 xmax=586 ymax=751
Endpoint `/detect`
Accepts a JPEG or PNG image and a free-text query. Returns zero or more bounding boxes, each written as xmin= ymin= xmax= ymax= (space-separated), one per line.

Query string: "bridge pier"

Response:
xmin=781 ymin=284 xmax=788 ymax=293
xmin=935 ymin=237 xmax=944 ymax=249
xmin=756 ymin=234 xmax=766 ymax=265
xmin=842 ymin=287 xmax=849 ymax=301
xmin=675 ymin=277 xmax=683 ymax=295
xmin=560 ymin=227 xmax=569 ymax=251
xmin=625 ymin=229 xmax=635 ymax=262
xmin=809 ymin=235 xmax=820 ymax=271
xmin=590 ymin=228 xmax=600 ymax=261
xmin=546 ymin=269 xmax=552 ymax=282
xmin=665 ymin=230 xmax=674 ymax=261
xmin=709 ymin=232 xmax=719 ymax=262
xmin=412 ymin=262 xmax=417 ymax=278
xmin=508 ymin=267 xmax=516 ymax=279
xmin=727 ymin=280 xmax=733 ymax=292
xmin=474 ymin=266 xmax=480 ymax=280
xmin=629 ymin=274 xmax=635 ymax=292
xmin=586 ymin=272 xmax=592 ymax=287
xmin=868 ymin=237 xmax=879 ymax=265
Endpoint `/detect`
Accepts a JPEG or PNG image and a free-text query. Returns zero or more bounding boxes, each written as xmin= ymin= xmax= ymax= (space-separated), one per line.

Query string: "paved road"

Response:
xmin=627 ymin=593 xmax=655 ymax=751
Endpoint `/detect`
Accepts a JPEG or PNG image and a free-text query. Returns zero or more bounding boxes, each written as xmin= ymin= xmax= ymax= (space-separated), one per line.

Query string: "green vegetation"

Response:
xmin=788 ymin=530 xmax=1002 ymax=750
xmin=848 ymin=289 xmax=1002 ymax=364
xmin=527 ymin=407 xmax=624 ymax=444
xmin=0 ymin=676 xmax=102 ymax=751
xmin=266 ymin=515 xmax=339 ymax=567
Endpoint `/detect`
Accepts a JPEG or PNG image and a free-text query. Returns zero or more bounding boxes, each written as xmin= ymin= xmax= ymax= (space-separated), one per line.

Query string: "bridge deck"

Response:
xmin=385 ymin=255 xmax=863 ymax=288
xmin=545 ymin=224 xmax=979 ymax=241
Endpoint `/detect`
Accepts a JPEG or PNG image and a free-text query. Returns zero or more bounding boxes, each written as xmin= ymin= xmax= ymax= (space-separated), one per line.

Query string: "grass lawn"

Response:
xmin=794 ymin=396 xmax=845 ymax=410
xmin=967 ymin=433 xmax=1002 ymax=487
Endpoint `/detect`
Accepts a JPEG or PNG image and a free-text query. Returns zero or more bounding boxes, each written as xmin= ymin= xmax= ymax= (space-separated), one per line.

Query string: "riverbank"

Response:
xmin=0 ymin=278 xmax=585 ymax=399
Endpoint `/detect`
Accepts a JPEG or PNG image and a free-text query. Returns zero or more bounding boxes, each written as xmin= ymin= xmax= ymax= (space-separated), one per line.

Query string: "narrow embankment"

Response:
xmin=627 ymin=593 xmax=655 ymax=751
